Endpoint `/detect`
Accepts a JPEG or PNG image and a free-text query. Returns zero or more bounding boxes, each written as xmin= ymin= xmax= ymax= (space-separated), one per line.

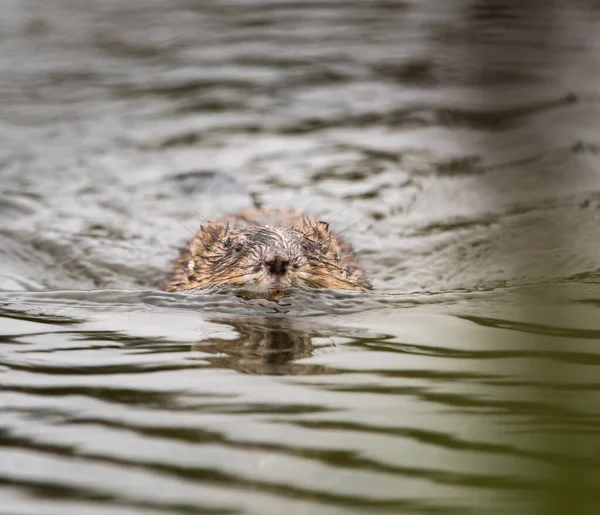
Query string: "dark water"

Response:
xmin=2 ymin=1 xmax=600 ymax=513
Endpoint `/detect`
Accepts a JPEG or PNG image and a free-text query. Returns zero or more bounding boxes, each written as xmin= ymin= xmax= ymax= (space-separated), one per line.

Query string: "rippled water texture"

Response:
xmin=2 ymin=1 xmax=600 ymax=514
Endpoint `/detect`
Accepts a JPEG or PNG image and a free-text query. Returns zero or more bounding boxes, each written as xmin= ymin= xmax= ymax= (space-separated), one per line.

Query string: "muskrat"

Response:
xmin=163 ymin=208 xmax=371 ymax=293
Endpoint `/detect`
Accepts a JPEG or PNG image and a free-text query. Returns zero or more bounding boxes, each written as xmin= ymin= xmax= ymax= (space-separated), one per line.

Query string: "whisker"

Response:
xmin=322 ymin=207 xmax=350 ymax=224
xmin=193 ymin=210 xmax=211 ymax=225
xmin=178 ymin=221 xmax=198 ymax=237
xmin=211 ymin=272 xmax=256 ymax=286
xmin=323 ymin=217 xmax=366 ymax=246
xmin=334 ymin=218 xmax=365 ymax=237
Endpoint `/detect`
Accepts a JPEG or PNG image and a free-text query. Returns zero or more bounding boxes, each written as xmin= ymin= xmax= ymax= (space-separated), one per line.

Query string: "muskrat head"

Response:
xmin=182 ymin=219 xmax=371 ymax=292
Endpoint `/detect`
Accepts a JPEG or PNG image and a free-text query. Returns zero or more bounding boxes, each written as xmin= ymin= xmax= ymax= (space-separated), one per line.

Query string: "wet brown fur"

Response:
xmin=163 ymin=208 xmax=371 ymax=292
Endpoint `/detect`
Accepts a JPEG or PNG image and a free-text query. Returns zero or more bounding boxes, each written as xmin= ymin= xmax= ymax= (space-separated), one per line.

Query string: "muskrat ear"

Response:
xmin=310 ymin=220 xmax=331 ymax=240
xmin=201 ymin=221 xmax=230 ymax=242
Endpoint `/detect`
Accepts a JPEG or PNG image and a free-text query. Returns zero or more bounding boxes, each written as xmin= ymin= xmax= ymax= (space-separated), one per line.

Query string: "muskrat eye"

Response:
xmin=234 ymin=242 xmax=244 ymax=253
xmin=221 ymin=237 xmax=231 ymax=247
xmin=301 ymin=242 xmax=308 ymax=251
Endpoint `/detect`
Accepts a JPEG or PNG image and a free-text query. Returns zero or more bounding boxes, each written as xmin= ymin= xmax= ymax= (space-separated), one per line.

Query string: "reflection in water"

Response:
xmin=192 ymin=317 xmax=332 ymax=375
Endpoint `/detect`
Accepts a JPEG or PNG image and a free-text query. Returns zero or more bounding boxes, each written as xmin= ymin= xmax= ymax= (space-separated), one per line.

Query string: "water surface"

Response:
xmin=2 ymin=1 xmax=600 ymax=513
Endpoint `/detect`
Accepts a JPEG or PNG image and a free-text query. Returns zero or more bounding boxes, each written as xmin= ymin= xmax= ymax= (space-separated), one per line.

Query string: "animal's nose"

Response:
xmin=264 ymin=253 xmax=290 ymax=275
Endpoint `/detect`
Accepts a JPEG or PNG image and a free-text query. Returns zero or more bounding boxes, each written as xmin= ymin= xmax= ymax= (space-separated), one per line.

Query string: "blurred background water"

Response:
xmin=2 ymin=1 xmax=600 ymax=513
